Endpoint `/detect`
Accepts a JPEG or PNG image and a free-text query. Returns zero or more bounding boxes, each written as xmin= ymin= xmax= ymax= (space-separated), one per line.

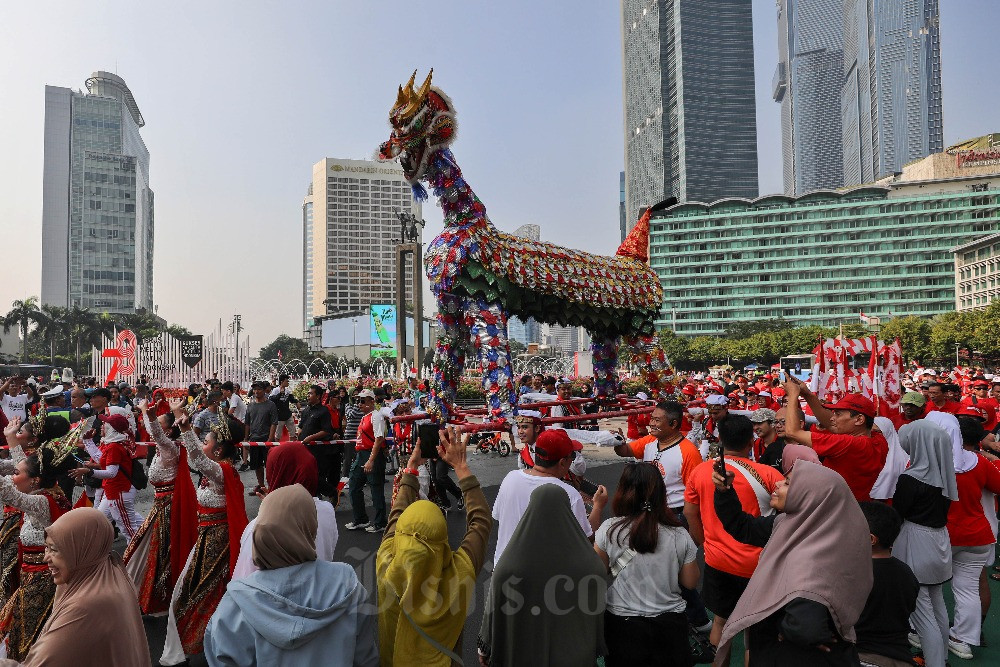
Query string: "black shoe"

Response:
xmin=457 ymin=497 xmax=465 ymax=510
xmin=238 ymin=462 xmax=251 ymax=472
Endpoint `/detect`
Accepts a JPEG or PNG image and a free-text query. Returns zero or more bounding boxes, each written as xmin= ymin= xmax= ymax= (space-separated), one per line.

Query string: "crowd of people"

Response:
xmin=0 ymin=362 xmax=997 ymax=665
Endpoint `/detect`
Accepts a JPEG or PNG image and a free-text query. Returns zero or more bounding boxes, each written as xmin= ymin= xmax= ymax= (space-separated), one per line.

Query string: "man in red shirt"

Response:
xmin=927 ymin=382 xmax=962 ymax=414
xmin=782 ymin=377 xmax=888 ymax=502
xmin=962 ymin=379 xmax=999 ymax=431
xmin=685 ymin=414 xmax=785 ymax=658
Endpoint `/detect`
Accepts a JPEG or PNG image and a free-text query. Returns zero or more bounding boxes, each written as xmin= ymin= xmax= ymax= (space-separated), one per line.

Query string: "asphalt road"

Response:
xmin=136 ymin=443 xmax=631 ymax=665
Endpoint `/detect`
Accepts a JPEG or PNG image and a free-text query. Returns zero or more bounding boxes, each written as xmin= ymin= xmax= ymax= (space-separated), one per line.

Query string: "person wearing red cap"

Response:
xmin=71 ymin=412 xmax=145 ymax=541
xmin=782 ymin=376 xmax=888 ymax=502
xmin=492 ymin=429 xmax=606 ymax=566
xmin=962 ymin=379 xmax=999 ymax=431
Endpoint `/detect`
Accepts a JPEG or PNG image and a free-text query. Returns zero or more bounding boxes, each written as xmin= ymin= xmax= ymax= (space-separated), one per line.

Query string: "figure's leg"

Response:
xmin=467 ymin=299 xmax=516 ymax=421
xmin=427 ymin=293 xmax=470 ymax=421
xmin=621 ymin=332 xmax=675 ymax=398
xmin=590 ymin=331 xmax=621 ymax=398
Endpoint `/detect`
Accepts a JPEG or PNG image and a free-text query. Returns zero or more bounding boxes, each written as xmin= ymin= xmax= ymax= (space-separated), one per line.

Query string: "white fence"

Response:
xmin=91 ymin=328 xmax=251 ymax=387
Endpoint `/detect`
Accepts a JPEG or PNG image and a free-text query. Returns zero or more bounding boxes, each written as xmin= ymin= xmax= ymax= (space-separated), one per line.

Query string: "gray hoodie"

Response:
xmin=204 ymin=560 xmax=379 ymax=666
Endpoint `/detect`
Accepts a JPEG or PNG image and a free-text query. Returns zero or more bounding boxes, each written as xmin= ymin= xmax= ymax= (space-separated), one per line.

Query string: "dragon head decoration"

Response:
xmin=377 ymin=69 xmax=457 ymax=184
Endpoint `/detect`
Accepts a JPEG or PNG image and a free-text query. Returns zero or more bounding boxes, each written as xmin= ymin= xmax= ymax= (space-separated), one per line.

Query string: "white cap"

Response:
xmin=925 ymin=369 xmax=938 ymax=376
xmin=705 ymin=394 xmax=729 ymax=406
xmin=516 ymin=410 xmax=543 ymax=420
xmin=759 ymin=391 xmax=772 ymax=398
xmin=357 ymin=389 xmax=376 ymax=399
xmin=41 ymin=385 xmax=64 ymax=399
xmin=635 ymin=392 xmax=649 ymax=401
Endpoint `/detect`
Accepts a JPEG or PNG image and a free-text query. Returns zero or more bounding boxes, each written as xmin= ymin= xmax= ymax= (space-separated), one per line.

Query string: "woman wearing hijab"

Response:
xmin=478 ymin=484 xmax=607 ymax=667
xmin=594 ymin=462 xmax=699 ymax=667
xmin=779 ymin=443 xmax=819 ymax=476
xmin=0 ymin=508 xmax=150 ymax=667
xmin=204 ymin=484 xmax=378 ymax=666
xmin=159 ymin=407 xmax=248 ymax=665
xmin=711 ymin=461 xmax=872 ymax=666
xmin=378 ymin=426 xmax=492 ymax=667
xmin=232 ymin=441 xmax=338 ymax=579
xmin=893 ymin=419 xmax=957 ymax=667
xmin=926 ymin=412 xmax=1000 ymax=660
xmin=121 ymin=398 xmax=197 ymax=615
xmin=870 ymin=417 xmax=909 ymax=501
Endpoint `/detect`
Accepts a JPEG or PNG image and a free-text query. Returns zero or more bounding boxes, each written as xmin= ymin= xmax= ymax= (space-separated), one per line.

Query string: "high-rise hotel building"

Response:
xmin=41 ymin=71 xmax=154 ymax=313
xmin=302 ymin=158 xmax=422 ymax=332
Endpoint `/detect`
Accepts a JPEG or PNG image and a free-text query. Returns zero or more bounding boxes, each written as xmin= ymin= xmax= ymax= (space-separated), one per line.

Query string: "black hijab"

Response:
xmin=478 ymin=484 xmax=607 ymax=666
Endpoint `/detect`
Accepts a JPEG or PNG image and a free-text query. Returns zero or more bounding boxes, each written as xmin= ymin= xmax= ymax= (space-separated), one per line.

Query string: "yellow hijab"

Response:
xmin=376 ymin=500 xmax=476 ymax=666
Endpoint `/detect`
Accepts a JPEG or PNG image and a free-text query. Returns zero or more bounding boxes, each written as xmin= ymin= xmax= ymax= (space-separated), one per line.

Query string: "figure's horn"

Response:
xmin=415 ymin=68 xmax=434 ymax=100
xmin=404 ymin=70 xmax=417 ymax=94
xmin=394 ymin=84 xmax=407 ymax=108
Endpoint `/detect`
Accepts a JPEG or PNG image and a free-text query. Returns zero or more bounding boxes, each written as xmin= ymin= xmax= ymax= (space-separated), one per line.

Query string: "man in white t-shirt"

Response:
xmin=492 ymin=429 xmax=606 ymax=566
xmin=0 ymin=377 xmax=28 ymax=423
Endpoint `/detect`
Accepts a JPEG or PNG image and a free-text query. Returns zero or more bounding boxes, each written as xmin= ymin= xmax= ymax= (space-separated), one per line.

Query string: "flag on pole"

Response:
xmin=859 ymin=311 xmax=871 ymax=324
xmin=277 ymin=349 xmax=283 ymax=362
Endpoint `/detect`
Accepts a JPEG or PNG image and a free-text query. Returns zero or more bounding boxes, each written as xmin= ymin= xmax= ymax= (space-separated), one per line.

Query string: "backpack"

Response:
xmin=128 ymin=458 xmax=148 ymax=491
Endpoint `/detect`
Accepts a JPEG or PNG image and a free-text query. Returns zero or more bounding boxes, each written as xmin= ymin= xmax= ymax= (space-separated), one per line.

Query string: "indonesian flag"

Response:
xmin=860 ymin=311 xmax=871 ymax=324
xmin=277 ymin=349 xmax=283 ymax=361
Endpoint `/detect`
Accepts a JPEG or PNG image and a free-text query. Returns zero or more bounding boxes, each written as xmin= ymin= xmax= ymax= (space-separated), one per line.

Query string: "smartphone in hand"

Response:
xmin=714 ymin=447 xmax=727 ymax=476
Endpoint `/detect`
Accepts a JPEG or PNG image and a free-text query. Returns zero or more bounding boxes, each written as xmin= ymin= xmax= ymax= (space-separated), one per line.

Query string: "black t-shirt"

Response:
xmin=892 ymin=475 xmax=951 ymax=528
xmin=855 ymin=557 xmax=919 ymax=664
xmin=758 ymin=436 xmax=788 ymax=471
xmin=297 ymin=404 xmax=333 ymax=440
xmin=269 ymin=389 xmax=293 ymax=420
xmin=244 ymin=400 xmax=278 ymax=441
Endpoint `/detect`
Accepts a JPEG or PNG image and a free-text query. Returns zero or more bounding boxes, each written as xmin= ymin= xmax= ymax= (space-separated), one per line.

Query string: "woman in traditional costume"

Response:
xmin=0 ymin=416 xmax=69 ymax=613
xmin=122 ymin=399 xmax=197 ymax=615
xmin=159 ymin=406 xmax=247 ymax=665
xmin=0 ymin=429 xmax=76 ymax=660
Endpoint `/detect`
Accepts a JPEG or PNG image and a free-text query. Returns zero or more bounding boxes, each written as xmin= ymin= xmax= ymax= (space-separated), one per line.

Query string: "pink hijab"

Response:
xmin=715 ymin=461 xmax=872 ymax=663
xmin=780 ymin=444 xmax=820 ymax=475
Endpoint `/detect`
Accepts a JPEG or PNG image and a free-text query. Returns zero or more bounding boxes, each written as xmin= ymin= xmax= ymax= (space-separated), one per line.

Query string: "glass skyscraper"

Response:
xmin=842 ymin=0 xmax=943 ymax=186
xmin=774 ymin=0 xmax=844 ymax=195
xmin=621 ymin=0 xmax=758 ymax=230
xmin=42 ymin=72 xmax=154 ymax=313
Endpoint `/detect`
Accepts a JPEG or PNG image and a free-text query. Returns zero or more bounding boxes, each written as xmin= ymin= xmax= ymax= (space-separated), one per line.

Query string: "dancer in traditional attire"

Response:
xmin=122 ymin=399 xmax=197 ymax=615
xmin=73 ymin=414 xmax=145 ymax=541
xmin=160 ymin=405 xmax=247 ymax=665
xmin=0 ymin=416 xmax=68 ymax=613
xmin=0 ymin=430 xmax=76 ymax=660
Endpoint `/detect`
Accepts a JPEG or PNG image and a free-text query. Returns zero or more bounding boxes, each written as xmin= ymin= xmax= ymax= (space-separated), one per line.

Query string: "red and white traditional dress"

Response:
xmin=160 ymin=429 xmax=247 ymax=663
xmin=122 ymin=415 xmax=197 ymax=615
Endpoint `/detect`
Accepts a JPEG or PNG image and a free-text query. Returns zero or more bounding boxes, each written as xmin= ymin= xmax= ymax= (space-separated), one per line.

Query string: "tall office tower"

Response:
xmin=621 ymin=0 xmax=758 ymax=229
xmin=774 ymin=0 xmax=844 ymax=195
xmin=302 ymin=158 xmax=422 ymax=331
xmin=619 ymin=171 xmax=627 ymax=242
xmin=842 ymin=0 xmax=943 ymax=186
xmin=507 ymin=223 xmax=542 ymax=345
xmin=42 ymin=72 xmax=154 ymax=313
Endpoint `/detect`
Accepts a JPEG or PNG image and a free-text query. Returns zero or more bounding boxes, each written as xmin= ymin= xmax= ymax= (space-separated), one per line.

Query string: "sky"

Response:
xmin=1 ymin=1 xmax=998 ymax=354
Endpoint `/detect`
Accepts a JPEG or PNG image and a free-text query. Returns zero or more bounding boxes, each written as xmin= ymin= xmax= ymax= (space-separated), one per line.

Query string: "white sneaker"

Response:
xmin=948 ymin=636 xmax=973 ymax=660
xmin=365 ymin=524 xmax=386 ymax=533
xmin=345 ymin=521 xmax=370 ymax=531
xmin=908 ymin=632 xmax=921 ymax=649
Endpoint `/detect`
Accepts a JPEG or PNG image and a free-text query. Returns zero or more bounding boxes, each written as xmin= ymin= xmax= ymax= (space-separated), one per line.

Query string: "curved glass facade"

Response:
xmin=651 ymin=182 xmax=1000 ymax=336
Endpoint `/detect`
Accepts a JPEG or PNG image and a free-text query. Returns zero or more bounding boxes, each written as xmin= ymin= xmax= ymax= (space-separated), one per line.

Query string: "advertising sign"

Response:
xmin=370 ymin=305 xmax=397 ymax=358
xmin=179 ymin=336 xmax=204 ymax=368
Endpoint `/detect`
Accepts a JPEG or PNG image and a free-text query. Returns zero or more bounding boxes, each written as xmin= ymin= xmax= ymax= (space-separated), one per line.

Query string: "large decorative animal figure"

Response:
xmin=378 ymin=70 xmax=672 ymax=420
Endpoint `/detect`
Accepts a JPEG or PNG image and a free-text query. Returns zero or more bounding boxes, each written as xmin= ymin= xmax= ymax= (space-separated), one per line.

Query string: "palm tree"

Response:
xmin=66 ymin=306 xmax=101 ymax=370
xmin=2 ymin=297 xmax=45 ymax=364
xmin=38 ymin=305 xmax=69 ymax=366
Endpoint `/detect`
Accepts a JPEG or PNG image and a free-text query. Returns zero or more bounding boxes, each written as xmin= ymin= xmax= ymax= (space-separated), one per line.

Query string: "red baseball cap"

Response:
xmin=97 ymin=413 xmax=132 ymax=435
xmin=823 ymin=394 xmax=876 ymax=418
xmin=534 ymin=429 xmax=575 ymax=461
xmin=957 ymin=405 xmax=987 ymax=422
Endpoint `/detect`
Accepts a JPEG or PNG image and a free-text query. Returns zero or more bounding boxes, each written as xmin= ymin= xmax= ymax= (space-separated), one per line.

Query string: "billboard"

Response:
xmin=370 ymin=305 xmax=397 ymax=358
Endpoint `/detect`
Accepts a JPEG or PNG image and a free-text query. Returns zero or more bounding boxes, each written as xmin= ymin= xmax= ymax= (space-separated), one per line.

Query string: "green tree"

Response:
xmin=878 ymin=316 xmax=932 ymax=362
xmin=724 ymin=318 xmax=794 ymax=340
xmin=971 ymin=301 xmax=1000 ymax=360
xmin=66 ymin=307 xmax=101 ymax=369
xmin=656 ymin=329 xmax=690 ymax=368
xmin=928 ymin=311 xmax=980 ymax=363
xmin=38 ymin=304 xmax=70 ymax=366
xmin=259 ymin=334 xmax=310 ymax=361
xmin=2 ymin=297 xmax=44 ymax=363
xmin=165 ymin=324 xmax=193 ymax=338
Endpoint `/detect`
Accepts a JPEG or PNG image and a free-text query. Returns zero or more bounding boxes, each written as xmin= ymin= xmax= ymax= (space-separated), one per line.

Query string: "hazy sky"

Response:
xmin=1 ymin=1 xmax=997 ymax=353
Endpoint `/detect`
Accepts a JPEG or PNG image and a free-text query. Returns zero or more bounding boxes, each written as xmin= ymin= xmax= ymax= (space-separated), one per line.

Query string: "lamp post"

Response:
xmin=352 ymin=318 xmax=358 ymax=362
xmin=955 ymin=343 xmax=961 ymax=368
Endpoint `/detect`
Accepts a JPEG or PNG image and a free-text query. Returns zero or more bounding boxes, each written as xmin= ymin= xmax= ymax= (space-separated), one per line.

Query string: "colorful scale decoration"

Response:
xmin=590 ymin=334 xmax=621 ymax=399
xmin=621 ymin=334 xmax=675 ymax=397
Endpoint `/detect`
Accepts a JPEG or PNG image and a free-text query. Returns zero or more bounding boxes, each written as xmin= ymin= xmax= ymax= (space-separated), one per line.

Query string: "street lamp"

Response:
xmin=352 ymin=318 xmax=358 ymax=362
xmin=955 ymin=343 xmax=961 ymax=368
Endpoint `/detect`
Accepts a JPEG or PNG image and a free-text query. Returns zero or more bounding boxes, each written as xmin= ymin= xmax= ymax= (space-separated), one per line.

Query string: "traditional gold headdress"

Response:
xmin=187 ymin=390 xmax=206 ymax=417
xmin=38 ymin=416 xmax=94 ymax=474
xmin=210 ymin=412 xmax=233 ymax=443
xmin=26 ymin=405 xmax=47 ymax=437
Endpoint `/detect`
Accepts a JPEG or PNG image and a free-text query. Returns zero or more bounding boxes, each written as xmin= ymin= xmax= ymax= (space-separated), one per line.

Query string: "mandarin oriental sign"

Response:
xmin=330 ymin=164 xmax=403 ymax=176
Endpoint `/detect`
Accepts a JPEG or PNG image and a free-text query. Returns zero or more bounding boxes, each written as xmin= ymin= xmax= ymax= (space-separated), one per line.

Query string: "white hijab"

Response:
xmin=925 ymin=411 xmax=978 ymax=474
xmin=870 ymin=417 xmax=909 ymax=500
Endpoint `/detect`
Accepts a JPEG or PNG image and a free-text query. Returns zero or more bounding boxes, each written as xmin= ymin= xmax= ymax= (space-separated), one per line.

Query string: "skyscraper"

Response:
xmin=774 ymin=0 xmax=844 ymax=195
xmin=42 ymin=72 xmax=154 ymax=313
xmin=621 ymin=0 xmax=758 ymax=228
xmin=302 ymin=158 xmax=422 ymax=331
xmin=507 ymin=224 xmax=541 ymax=345
xmin=619 ymin=171 xmax=627 ymax=241
xmin=842 ymin=0 xmax=943 ymax=186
